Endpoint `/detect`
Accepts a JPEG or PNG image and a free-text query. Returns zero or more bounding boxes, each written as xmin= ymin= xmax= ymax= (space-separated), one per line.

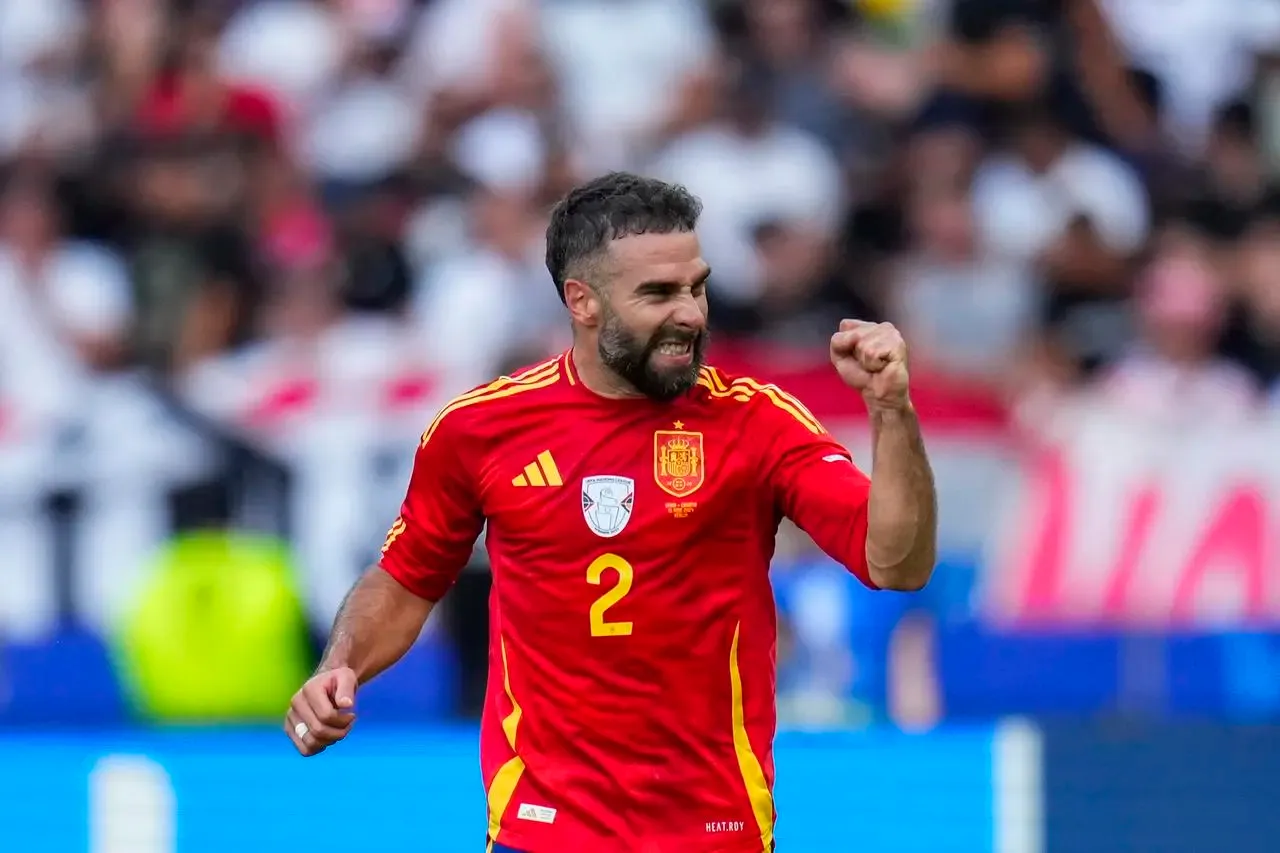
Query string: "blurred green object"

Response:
xmin=855 ymin=0 xmax=912 ymax=20
xmin=852 ymin=0 xmax=920 ymax=48
xmin=113 ymin=530 xmax=312 ymax=722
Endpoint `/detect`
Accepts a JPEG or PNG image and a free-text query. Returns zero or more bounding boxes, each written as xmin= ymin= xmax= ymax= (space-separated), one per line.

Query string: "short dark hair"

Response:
xmin=545 ymin=172 xmax=702 ymax=303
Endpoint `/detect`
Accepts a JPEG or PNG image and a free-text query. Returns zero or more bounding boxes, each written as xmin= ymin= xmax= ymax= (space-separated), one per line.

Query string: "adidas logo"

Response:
xmin=517 ymin=803 xmax=557 ymax=824
xmin=512 ymin=451 xmax=562 ymax=487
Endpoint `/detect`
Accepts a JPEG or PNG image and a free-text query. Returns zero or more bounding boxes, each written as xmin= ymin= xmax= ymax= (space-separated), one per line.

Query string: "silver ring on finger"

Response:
xmin=294 ymin=721 xmax=310 ymax=739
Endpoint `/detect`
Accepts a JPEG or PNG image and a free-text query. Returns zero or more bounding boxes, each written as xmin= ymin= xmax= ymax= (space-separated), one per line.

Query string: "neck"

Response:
xmin=570 ymin=339 xmax=645 ymax=399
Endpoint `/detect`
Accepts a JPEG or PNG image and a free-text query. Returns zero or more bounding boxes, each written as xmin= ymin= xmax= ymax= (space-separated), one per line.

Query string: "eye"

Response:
xmin=639 ymin=283 xmax=679 ymax=300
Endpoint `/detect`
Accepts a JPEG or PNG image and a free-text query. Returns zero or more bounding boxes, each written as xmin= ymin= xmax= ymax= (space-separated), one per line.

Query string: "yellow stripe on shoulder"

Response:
xmin=698 ymin=366 xmax=751 ymax=402
xmin=731 ymin=377 xmax=824 ymax=434
xmin=698 ymin=368 xmax=825 ymax=435
xmin=699 ymin=365 xmax=730 ymax=393
xmin=511 ymin=357 xmax=562 ymax=381
xmin=420 ymin=359 xmax=561 ymax=447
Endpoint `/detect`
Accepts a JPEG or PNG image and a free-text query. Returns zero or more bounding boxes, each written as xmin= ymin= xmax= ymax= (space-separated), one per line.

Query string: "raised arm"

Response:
xmin=765 ymin=322 xmax=937 ymax=591
xmin=286 ymin=408 xmax=484 ymax=756
xmin=832 ymin=320 xmax=937 ymax=590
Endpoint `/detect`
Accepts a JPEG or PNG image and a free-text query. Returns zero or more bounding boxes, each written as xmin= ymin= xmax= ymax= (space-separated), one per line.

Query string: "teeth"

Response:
xmin=658 ymin=342 xmax=690 ymax=354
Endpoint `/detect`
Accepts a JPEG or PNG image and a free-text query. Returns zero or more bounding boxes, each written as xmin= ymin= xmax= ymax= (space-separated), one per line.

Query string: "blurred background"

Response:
xmin=4 ymin=0 xmax=1280 ymax=850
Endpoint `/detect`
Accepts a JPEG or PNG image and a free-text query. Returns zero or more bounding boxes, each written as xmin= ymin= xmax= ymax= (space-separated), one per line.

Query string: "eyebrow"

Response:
xmin=637 ymin=268 xmax=712 ymax=290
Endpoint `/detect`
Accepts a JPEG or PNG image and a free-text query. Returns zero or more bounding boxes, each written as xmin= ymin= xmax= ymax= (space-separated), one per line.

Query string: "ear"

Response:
xmin=563 ymin=278 xmax=601 ymax=328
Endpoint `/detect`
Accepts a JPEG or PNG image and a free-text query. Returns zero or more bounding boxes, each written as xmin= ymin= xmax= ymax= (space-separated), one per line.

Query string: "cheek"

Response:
xmin=625 ymin=304 xmax=665 ymax=331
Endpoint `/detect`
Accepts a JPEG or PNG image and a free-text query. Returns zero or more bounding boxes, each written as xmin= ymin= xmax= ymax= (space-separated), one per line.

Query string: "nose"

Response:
xmin=669 ymin=292 xmax=707 ymax=332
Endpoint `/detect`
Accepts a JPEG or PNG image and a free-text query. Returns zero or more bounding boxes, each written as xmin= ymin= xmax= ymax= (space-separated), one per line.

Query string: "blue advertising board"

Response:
xmin=1043 ymin=722 xmax=1280 ymax=853
xmin=0 ymin=725 xmax=1009 ymax=852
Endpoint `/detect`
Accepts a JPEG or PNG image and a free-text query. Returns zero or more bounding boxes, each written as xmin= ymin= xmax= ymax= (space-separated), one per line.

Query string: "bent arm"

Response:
xmin=325 ymin=400 xmax=483 ymax=682
xmin=318 ymin=565 xmax=436 ymax=684
xmin=865 ymin=405 xmax=938 ymax=591
xmin=765 ymin=393 xmax=878 ymax=588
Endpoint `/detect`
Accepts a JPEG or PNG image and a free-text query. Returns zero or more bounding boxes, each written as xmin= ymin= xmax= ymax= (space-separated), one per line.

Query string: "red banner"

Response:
xmin=984 ymin=406 xmax=1280 ymax=628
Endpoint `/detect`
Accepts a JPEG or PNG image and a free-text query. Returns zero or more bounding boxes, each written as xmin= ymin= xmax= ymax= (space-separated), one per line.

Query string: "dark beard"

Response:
xmin=598 ymin=306 xmax=708 ymax=402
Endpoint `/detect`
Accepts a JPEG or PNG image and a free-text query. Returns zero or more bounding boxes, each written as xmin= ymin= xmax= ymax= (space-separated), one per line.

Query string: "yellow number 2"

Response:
xmin=587 ymin=553 xmax=634 ymax=637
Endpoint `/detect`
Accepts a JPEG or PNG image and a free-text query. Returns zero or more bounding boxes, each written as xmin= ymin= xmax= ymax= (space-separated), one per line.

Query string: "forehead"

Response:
xmin=605 ymin=231 xmax=706 ymax=284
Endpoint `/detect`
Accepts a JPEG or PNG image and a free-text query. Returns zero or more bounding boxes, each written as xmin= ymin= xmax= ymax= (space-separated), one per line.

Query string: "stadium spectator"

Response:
xmin=652 ymin=60 xmax=844 ymax=317
xmin=5 ymin=0 xmax=1280 ymax=730
xmin=0 ymin=174 xmax=134 ymax=434
xmin=1100 ymin=224 xmax=1258 ymax=423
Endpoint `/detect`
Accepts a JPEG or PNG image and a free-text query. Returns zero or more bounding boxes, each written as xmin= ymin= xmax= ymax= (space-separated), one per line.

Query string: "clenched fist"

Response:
xmin=830 ymin=319 xmax=910 ymax=412
xmin=285 ymin=667 xmax=358 ymax=757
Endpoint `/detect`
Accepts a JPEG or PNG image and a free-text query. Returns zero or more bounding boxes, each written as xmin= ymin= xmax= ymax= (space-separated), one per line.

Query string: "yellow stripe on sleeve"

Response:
xmin=420 ymin=360 xmax=561 ymax=447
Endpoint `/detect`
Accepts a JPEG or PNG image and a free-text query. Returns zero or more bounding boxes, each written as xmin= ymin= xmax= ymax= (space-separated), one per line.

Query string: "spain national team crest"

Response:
xmin=582 ymin=476 xmax=635 ymax=538
xmin=654 ymin=429 xmax=705 ymax=498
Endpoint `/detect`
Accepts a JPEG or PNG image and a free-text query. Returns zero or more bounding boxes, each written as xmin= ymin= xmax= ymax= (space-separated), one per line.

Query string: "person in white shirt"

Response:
xmin=0 ymin=176 xmax=133 ymax=435
xmin=972 ymin=104 xmax=1151 ymax=374
xmin=1099 ymin=225 xmax=1258 ymax=424
xmin=651 ymin=62 xmax=844 ymax=309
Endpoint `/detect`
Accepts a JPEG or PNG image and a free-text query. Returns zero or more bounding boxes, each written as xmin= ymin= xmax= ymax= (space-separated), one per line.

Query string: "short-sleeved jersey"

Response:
xmin=380 ymin=350 xmax=874 ymax=853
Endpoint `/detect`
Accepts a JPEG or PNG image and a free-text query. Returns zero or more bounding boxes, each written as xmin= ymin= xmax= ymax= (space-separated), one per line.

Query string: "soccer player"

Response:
xmin=285 ymin=173 xmax=938 ymax=852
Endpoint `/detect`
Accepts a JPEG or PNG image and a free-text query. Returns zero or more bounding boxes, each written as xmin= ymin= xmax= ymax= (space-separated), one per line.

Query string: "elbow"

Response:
xmin=876 ymin=574 xmax=931 ymax=593
xmin=863 ymin=512 xmax=939 ymax=591
xmin=867 ymin=552 xmax=937 ymax=592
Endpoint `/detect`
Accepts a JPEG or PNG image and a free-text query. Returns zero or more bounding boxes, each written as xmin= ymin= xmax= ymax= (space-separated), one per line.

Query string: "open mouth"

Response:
xmin=655 ymin=340 xmax=694 ymax=357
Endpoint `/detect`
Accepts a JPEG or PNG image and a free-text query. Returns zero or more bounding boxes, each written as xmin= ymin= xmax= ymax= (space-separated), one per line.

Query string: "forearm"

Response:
xmin=318 ymin=565 xmax=436 ymax=683
xmin=865 ymin=404 xmax=938 ymax=591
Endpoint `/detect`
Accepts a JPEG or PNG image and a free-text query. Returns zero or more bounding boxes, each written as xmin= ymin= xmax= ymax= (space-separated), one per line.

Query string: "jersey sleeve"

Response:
xmin=379 ymin=407 xmax=484 ymax=602
xmin=758 ymin=390 xmax=876 ymax=589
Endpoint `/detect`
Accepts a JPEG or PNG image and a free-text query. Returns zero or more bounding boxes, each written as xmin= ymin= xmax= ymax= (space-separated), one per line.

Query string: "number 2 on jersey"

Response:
xmin=587 ymin=553 xmax=633 ymax=637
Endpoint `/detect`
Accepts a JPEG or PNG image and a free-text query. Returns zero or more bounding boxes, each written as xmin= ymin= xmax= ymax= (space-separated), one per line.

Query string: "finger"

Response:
xmin=857 ymin=345 xmax=892 ymax=371
xmin=840 ymin=362 xmax=875 ymax=385
xmin=831 ymin=348 xmax=875 ymax=383
xmin=830 ymin=329 xmax=870 ymax=354
xmin=285 ymin=711 xmax=317 ymax=756
xmin=293 ymin=694 xmax=347 ymax=747
xmin=304 ymin=681 xmax=356 ymax=730
xmin=289 ymin=706 xmax=356 ymax=755
xmin=285 ymin=709 xmax=322 ymax=757
xmin=836 ymin=332 xmax=891 ymax=371
xmin=289 ymin=702 xmax=331 ymax=754
xmin=839 ymin=318 xmax=875 ymax=333
xmin=327 ymin=668 xmax=359 ymax=711
xmin=856 ymin=331 xmax=903 ymax=363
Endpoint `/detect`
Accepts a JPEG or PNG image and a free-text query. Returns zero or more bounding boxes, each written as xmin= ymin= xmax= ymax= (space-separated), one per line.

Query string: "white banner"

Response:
xmin=984 ymin=405 xmax=1280 ymax=628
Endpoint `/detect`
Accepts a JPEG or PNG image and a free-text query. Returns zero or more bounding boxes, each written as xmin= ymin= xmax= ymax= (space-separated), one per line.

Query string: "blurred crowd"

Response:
xmin=5 ymin=0 xmax=1280 ymax=725
xmin=3 ymin=0 xmax=1280 ymax=421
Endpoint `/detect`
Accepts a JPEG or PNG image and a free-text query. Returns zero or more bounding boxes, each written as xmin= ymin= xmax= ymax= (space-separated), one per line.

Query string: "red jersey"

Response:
xmin=379 ymin=351 xmax=874 ymax=853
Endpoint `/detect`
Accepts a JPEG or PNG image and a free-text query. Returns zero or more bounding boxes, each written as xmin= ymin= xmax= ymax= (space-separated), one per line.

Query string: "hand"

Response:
xmin=285 ymin=667 xmax=358 ymax=757
xmin=830 ymin=319 xmax=911 ymax=412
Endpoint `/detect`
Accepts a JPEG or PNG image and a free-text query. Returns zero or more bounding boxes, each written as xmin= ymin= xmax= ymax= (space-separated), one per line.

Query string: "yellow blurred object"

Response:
xmin=856 ymin=0 xmax=912 ymax=22
xmin=114 ymin=530 xmax=312 ymax=722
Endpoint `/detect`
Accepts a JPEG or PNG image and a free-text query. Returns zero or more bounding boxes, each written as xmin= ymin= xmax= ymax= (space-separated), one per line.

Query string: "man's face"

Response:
xmin=594 ymin=231 xmax=711 ymax=401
